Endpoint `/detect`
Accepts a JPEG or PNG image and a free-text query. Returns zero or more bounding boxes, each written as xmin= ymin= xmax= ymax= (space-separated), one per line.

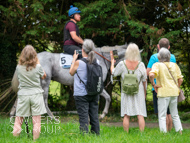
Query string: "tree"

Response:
xmin=1 ymin=0 xmax=189 ymax=111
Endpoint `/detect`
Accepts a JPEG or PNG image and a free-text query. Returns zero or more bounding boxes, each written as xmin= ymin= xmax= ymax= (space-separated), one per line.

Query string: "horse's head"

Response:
xmin=94 ymin=44 xmax=127 ymax=66
xmin=114 ymin=44 xmax=127 ymax=65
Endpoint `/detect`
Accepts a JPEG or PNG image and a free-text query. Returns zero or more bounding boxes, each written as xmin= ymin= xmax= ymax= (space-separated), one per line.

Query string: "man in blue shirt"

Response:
xmin=147 ymin=38 xmax=176 ymax=131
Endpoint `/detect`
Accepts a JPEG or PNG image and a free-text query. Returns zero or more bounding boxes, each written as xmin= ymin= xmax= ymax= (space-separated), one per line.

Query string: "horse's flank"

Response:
xmin=12 ymin=70 xmax=19 ymax=93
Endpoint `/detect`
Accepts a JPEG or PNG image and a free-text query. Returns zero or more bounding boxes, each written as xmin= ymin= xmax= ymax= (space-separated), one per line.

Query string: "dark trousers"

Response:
xmin=153 ymin=90 xmax=170 ymax=114
xmin=63 ymin=45 xmax=82 ymax=59
xmin=74 ymin=95 xmax=100 ymax=135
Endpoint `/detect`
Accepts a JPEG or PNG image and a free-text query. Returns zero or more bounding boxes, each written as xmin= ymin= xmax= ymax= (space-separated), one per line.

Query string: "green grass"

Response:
xmin=0 ymin=116 xmax=189 ymax=143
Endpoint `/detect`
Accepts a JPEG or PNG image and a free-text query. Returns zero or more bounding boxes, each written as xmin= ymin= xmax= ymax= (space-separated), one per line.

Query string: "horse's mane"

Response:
xmin=94 ymin=44 xmax=127 ymax=53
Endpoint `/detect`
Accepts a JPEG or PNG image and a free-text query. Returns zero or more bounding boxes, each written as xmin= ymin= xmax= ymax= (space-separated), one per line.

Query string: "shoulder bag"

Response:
xmin=163 ymin=63 xmax=185 ymax=102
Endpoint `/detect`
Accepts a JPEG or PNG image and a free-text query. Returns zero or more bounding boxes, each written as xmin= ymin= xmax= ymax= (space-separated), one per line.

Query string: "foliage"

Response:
xmin=48 ymin=81 xmax=70 ymax=111
xmin=0 ymin=0 xmax=68 ymax=52
xmin=159 ymin=0 xmax=190 ymax=100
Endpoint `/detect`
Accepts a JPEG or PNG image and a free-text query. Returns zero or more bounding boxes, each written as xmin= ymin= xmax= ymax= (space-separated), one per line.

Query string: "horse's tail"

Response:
xmin=0 ymin=70 xmax=18 ymax=110
xmin=11 ymin=70 xmax=19 ymax=93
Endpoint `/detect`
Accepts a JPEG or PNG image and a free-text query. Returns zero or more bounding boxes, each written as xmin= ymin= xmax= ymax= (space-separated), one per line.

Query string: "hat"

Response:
xmin=68 ymin=5 xmax=81 ymax=17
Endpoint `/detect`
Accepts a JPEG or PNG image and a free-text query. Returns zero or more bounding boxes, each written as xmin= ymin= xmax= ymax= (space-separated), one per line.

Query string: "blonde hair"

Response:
xmin=125 ymin=43 xmax=141 ymax=61
xmin=18 ymin=45 xmax=38 ymax=71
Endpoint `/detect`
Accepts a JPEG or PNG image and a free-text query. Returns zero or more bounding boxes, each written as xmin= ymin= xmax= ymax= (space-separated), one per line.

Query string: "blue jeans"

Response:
xmin=74 ymin=95 xmax=100 ymax=134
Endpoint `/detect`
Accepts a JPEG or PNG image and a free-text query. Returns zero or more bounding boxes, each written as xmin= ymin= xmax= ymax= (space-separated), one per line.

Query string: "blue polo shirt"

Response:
xmin=147 ymin=53 xmax=176 ymax=90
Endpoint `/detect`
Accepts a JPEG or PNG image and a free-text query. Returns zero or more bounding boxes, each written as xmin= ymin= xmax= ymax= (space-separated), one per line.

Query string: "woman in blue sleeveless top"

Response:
xmin=69 ymin=39 xmax=100 ymax=135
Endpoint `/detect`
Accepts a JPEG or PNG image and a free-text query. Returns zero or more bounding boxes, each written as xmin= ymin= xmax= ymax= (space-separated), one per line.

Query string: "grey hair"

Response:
xmin=157 ymin=48 xmax=171 ymax=62
xmin=82 ymin=39 xmax=95 ymax=64
xmin=125 ymin=43 xmax=141 ymax=61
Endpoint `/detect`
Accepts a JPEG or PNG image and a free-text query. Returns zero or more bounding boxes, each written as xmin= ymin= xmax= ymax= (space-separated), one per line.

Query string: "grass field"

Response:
xmin=0 ymin=116 xmax=189 ymax=143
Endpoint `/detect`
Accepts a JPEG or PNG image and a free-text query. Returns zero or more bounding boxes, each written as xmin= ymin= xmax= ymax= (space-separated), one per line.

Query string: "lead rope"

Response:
xmin=100 ymin=50 xmax=119 ymax=88
xmin=94 ymin=49 xmax=121 ymax=88
xmin=99 ymin=49 xmax=112 ymax=89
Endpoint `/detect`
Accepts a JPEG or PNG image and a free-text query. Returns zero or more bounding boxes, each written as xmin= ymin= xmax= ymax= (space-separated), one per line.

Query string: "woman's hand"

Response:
xmin=153 ymin=84 xmax=162 ymax=93
xmin=69 ymin=50 xmax=79 ymax=76
xmin=73 ymin=50 xmax=79 ymax=61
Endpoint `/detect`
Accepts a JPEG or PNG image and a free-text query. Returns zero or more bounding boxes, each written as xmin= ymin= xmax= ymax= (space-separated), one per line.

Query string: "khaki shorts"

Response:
xmin=16 ymin=93 xmax=47 ymax=117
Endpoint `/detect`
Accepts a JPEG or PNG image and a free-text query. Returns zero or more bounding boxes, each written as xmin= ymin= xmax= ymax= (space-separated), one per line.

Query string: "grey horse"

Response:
xmin=11 ymin=45 xmax=127 ymax=119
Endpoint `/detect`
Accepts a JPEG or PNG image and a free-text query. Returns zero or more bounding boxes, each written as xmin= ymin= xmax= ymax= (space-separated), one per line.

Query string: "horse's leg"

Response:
xmin=99 ymin=89 xmax=111 ymax=119
xmin=10 ymin=98 xmax=18 ymax=116
xmin=41 ymin=79 xmax=55 ymax=120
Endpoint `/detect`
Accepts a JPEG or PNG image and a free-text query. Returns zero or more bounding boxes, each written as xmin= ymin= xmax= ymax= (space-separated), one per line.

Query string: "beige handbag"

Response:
xmin=163 ymin=63 xmax=185 ymax=102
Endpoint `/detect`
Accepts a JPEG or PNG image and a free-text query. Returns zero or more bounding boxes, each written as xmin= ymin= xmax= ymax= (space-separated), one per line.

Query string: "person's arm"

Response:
xmin=110 ymin=51 xmax=115 ymax=74
xmin=149 ymin=72 xmax=161 ymax=93
xmin=110 ymin=59 xmax=115 ymax=74
xmin=147 ymin=55 xmax=156 ymax=76
xmin=37 ymin=58 xmax=46 ymax=79
xmin=69 ymin=50 xmax=79 ymax=76
xmin=70 ymin=31 xmax=84 ymax=45
xmin=149 ymin=73 xmax=155 ymax=85
xmin=146 ymin=68 xmax=151 ymax=76
xmin=178 ymin=78 xmax=183 ymax=87
xmin=176 ymin=64 xmax=183 ymax=87
xmin=41 ymin=70 xmax=46 ymax=79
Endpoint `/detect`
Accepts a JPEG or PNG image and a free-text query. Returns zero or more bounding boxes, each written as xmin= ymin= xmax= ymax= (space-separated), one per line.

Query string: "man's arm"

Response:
xmin=70 ymin=31 xmax=84 ymax=45
xmin=146 ymin=68 xmax=151 ymax=76
xmin=146 ymin=54 xmax=157 ymax=76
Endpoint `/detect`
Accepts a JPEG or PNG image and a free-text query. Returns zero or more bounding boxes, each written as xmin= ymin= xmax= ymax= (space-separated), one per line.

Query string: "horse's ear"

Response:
xmin=140 ymin=49 xmax=143 ymax=53
xmin=119 ymin=43 xmax=127 ymax=49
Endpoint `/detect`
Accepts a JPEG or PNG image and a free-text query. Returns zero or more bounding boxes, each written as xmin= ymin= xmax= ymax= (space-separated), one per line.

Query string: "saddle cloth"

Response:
xmin=60 ymin=53 xmax=73 ymax=69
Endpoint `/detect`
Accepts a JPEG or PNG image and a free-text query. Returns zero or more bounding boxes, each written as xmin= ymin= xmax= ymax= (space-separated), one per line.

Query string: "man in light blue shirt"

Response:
xmin=147 ymin=38 xmax=176 ymax=132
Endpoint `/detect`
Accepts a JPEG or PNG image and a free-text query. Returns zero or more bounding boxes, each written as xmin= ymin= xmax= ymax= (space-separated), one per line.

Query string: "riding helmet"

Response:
xmin=68 ymin=5 xmax=81 ymax=17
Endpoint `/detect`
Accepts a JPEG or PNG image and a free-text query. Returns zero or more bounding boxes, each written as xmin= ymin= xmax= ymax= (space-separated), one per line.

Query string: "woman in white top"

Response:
xmin=110 ymin=43 xmax=147 ymax=132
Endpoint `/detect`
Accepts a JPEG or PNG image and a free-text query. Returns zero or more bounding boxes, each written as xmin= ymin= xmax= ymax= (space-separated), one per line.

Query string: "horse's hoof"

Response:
xmin=54 ymin=117 xmax=60 ymax=123
xmin=10 ymin=113 xmax=15 ymax=117
xmin=99 ymin=114 xmax=105 ymax=119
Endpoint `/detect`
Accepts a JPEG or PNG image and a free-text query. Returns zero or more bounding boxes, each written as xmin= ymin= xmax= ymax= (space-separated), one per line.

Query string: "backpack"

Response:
xmin=122 ymin=61 xmax=140 ymax=95
xmin=76 ymin=58 xmax=104 ymax=95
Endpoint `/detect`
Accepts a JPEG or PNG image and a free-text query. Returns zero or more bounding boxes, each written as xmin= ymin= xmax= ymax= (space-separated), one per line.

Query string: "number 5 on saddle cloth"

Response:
xmin=60 ymin=53 xmax=73 ymax=69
